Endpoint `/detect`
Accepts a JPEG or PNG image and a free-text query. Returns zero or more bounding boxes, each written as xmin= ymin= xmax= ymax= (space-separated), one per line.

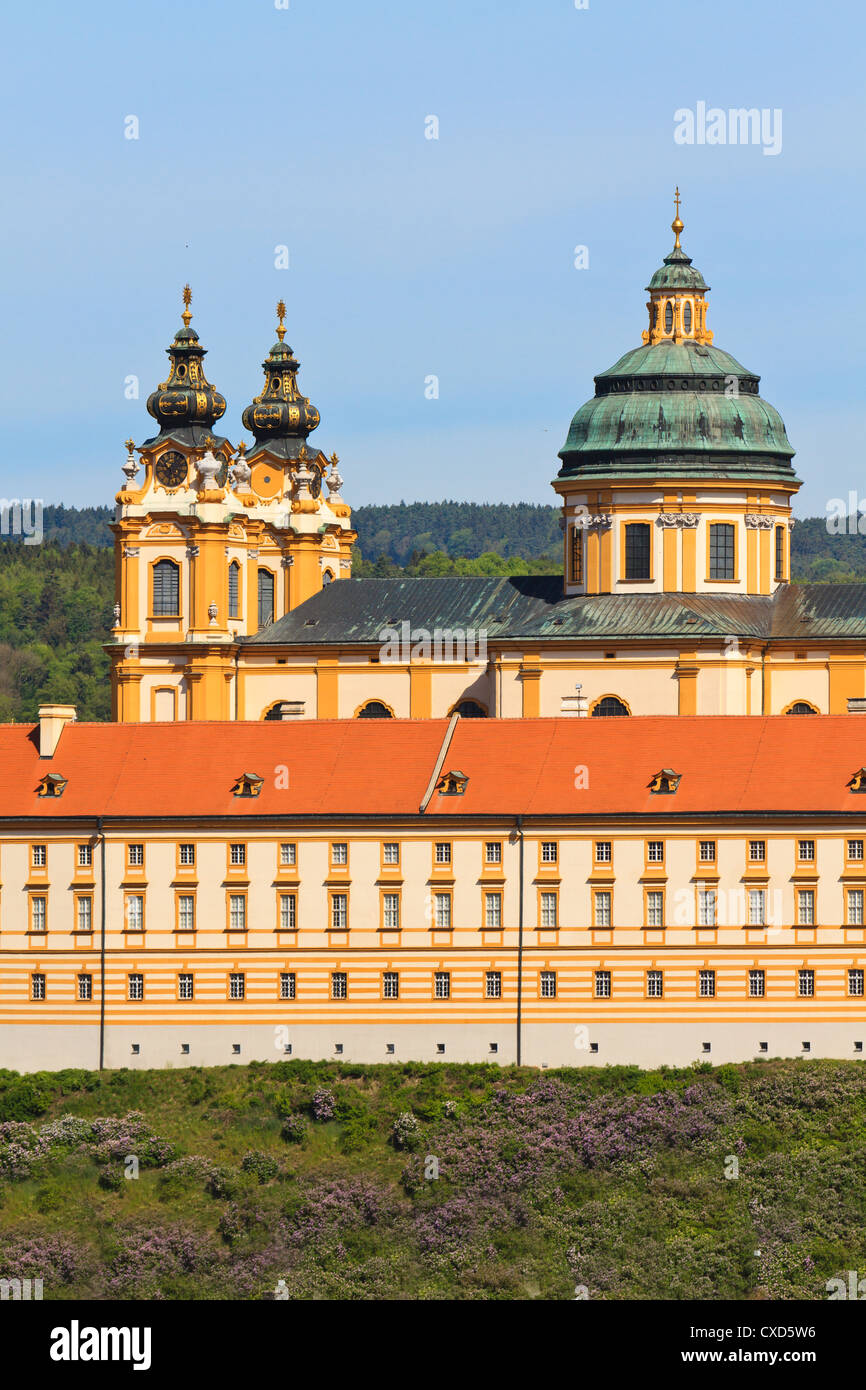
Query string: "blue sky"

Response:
xmin=1 ymin=0 xmax=863 ymax=517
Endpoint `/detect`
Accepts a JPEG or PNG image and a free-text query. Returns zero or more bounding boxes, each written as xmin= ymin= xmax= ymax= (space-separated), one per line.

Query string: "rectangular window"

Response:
xmin=331 ymin=842 xmax=348 ymax=866
xmin=383 ymin=893 xmax=400 ymax=930
xmin=646 ymin=890 xmax=664 ymax=928
xmin=331 ymin=893 xmax=348 ymax=930
xmin=748 ymin=840 xmax=766 ymax=862
xmin=77 ymin=974 xmax=92 ymax=1002
xmin=382 ymin=841 xmax=399 ymax=865
xmin=699 ymin=969 xmax=716 ymax=998
xmin=594 ymin=891 xmax=611 ymax=928
xmin=126 ymin=895 xmax=144 ymax=931
xmin=541 ymin=841 xmax=558 ymax=863
xmin=128 ymin=973 xmax=144 ymax=1001
xmin=848 ymin=968 xmax=864 ymax=997
xmin=331 ymin=972 xmax=347 ymax=1000
xmin=647 ymin=969 xmax=663 ymax=998
xmin=280 ymin=972 xmax=296 ymax=1001
xmin=434 ymin=893 xmax=451 ymax=929
xmin=178 ymin=895 xmax=195 ymax=932
xmin=848 ymin=839 xmax=864 ymax=862
xmin=484 ymin=841 xmax=502 ymax=865
xmin=797 ymin=890 xmax=815 ymax=927
xmin=76 ymin=896 xmax=92 ymax=932
xmin=798 ymin=839 xmax=815 ymax=862
xmin=228 ymin=561 xmax=240 ymax=619
xmin=624 ymin=522 xmax=651 ymax=580
xmin=178 ymin=973 xmax=194 ymax=1000
xmin=153 ymin=560 xmax=179 ymax=616
xmin=775 ymin=525 xmax=784 ymax=582
xmin=798 ymin=969 xmax=815 ymax=998
xmin=748 ymin=889 xmax=766 ymax=926
xmin=280 ymin=894 xmax=297 ymax=931
xmin=383 ymin=971 xmax=399 ymax=1000
xmin=434 ymin=971 xmax=450 ymax=1000
xmin=540 ymin=970 xmax=557 ymax=999
xmin=229 ymin=972 xmax=245 ymax=1001
xmin=485 ymin=971 xmax=502 ymax=999
xmin=229 ymin=894 xmax=246 ymax=931
xmin=179 ymin=843 xmax=195 ymax=866
xmin=709 ymin=522 xmax=735 ymax=581
xmin=31 ymin=973 xmax=46 ymax=1001
xmin=230 ymin=843 xmax=246 ymax=867
xmin=128 ymin=843 xmax=144 ymax=867
xmin=279 ymin=842 xmax=297 ymax=867
xmin=257 ymin=568 xmax=275 ymax=628
xmin=595 ymin=969 xmax=611 ymax=999
xmin=434 ymin=842 xmax=451 ymax=865
xmin=540 ymin=892 xmax=558 ymax=928
xmin=699 ymin=840 xmax=716 ymax=862
xmin=595 ymin=841 xmax=612 ymax=863
xmin=77 ymin=843 xmax=92 ymax=868
xmin=647 ymin=840 xmax=664 ymax=863
xmin=32 ymin=844 xmax=46 ymax=867
xmin=485 ymin=892 xmax=502 ymax=929
xmin=698 ymin=889 xmax=717 ymax=927
xmin=30 ymin=896 xmax=47 ymax=932
xmin=748 ymin=969 xmax=765 ymax=998
xmin=570 ymin=526 xmax=583 ymax=584
xmin=848 ymin=890 xmax=864 ymax=926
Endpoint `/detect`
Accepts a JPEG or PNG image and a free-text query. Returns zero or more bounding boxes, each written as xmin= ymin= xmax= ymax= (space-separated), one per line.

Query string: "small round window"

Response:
xmin=664 ymin=302 xmax=673 ymax=333
xmin=683 ymin=301 xmax=693 ymax=334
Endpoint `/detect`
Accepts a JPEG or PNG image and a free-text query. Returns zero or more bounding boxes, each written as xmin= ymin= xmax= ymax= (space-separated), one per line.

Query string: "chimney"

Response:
xmin=38 ymin=705 xmax=76 ymax=758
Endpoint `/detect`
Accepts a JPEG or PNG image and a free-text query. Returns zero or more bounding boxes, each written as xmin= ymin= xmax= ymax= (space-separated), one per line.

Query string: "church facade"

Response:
xmin=108 ymin=203 xmax=866 ymax=725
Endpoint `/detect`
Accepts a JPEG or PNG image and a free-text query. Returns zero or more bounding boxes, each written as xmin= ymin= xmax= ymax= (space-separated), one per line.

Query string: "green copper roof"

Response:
xmin=646 ymin=244 xmax=708 ymax=292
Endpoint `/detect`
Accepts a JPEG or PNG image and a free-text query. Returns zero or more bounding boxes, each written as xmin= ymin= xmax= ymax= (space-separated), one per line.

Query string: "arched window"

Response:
xmin=786 ymin=702 xmax=818 ymax=715
xmin=592 ymin=696 xmax=630 ymax=717
xmin=152 ymin=559 xmax=180 ymax=616
xmin=257 ymin=569 xmax=274 ymax=628
xmin=664 ymin=302 xmax=673 ymax=334
xmin=228 ymin=561 xmax=241 ymax=619
xmin=322 ymin=569 xmax=335 ymax=586
xmin=451 ymin=699 xmax=487 ymax=718
xmin=683 ymin=301 xmax=692 ymax=334
xmin=264 ymin=702 xmax=287 ymax=721
xmin=356 ymin=700 xmax=393 ymax=719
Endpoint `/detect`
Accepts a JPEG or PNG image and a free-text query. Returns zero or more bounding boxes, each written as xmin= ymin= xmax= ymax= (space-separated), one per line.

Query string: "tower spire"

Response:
xmin=276 ymin=299 xmax=287 ymax=343
xmin=181 ymin=284 xmax=193 ymax=329
xmin=671 ymin=186 xmax=684 ymax=250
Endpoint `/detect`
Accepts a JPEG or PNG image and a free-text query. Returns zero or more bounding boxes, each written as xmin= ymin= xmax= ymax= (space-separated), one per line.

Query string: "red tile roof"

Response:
xmin=0 ymin=715 xmax=863 ymax=821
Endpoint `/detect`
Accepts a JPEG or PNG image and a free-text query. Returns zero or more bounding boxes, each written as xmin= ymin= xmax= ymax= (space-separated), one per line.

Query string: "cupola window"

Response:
xmin=683 ymin=301 xmax=692 ymax=334
xmin=664 ymin=302 xmax=673 ymax=333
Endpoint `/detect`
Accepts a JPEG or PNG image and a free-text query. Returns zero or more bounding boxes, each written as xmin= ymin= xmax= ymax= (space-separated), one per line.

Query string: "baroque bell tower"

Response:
xmin=108 ymin=291 xmax=356 ymax=723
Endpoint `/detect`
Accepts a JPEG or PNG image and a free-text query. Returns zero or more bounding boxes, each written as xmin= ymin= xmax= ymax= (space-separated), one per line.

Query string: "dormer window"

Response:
xmin=437 ymin=769 xmax=469 ymax=796
xmin=650 ymin=768 xmax=680 ymax=795
xmin=231 ymin=772 xmax=264 ymax=798
xmin=849 ymin=769 xmax=866 ymax=794
xmin=37 ymin=772 xmax=67 ymax=797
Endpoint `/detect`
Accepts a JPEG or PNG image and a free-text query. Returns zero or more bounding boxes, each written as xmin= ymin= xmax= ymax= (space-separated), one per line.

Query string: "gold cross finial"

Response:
xmin=672 ymin=187 xmax=684 ymax=249
xmin=124 ymin=438 xmax=135 ymax=456
xmin=276 ymin=299 xmax=287 ymax=342
xmin=182 ymin=284 xmax=193 ymax=327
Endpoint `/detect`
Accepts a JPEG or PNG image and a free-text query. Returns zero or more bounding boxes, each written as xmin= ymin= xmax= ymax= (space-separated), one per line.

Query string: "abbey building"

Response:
xmin=109 ymin=205 xmax=866 ymax=723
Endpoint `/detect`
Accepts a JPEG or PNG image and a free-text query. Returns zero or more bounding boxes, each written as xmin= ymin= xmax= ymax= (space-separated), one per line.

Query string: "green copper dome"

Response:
xmin=557 ymin=236 xmax=799 ymax=486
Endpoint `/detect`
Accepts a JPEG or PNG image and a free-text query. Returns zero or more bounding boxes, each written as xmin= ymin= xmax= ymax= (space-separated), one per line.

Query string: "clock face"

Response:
xmin=155 ymin=451 xmax=187 ymax=488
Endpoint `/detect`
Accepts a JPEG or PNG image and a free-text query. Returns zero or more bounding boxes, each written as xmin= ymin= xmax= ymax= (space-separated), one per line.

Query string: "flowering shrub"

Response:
xmin=311 ymin=1089 xmax=336 ymax=1122
xmin=281 ymin=1114 xmax=308 ymax=1144
xmin=241 ymin=1151 xmax=280 ymax=1184
xmin=391 ymin=1112 xmax=420 ymax=1150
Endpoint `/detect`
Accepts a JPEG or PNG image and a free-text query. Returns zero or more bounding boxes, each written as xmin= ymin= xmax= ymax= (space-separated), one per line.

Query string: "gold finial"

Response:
xmin=182 ymin=284 xmax=193 ymax=328
xmin=236 ymin=440 xmax=247 ymax=456
xmin=124 ymin=438 xmax=135 ymax=456
xmin=671 ymin=186 xmax=684 ymax=250
xmin=276 ymin=299 xmax=287 ymax=342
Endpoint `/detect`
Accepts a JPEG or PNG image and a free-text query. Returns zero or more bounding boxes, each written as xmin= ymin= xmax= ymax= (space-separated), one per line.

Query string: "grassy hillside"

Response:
xmin=0 ymin=1059 xmax=863 ymax=1300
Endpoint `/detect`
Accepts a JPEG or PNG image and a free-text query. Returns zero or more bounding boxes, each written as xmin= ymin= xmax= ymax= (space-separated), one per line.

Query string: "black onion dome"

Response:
xmin=242 ymin=303 xmax=321 ymax=461
xmin=143 ymin=288 xmax=228 ymax=449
